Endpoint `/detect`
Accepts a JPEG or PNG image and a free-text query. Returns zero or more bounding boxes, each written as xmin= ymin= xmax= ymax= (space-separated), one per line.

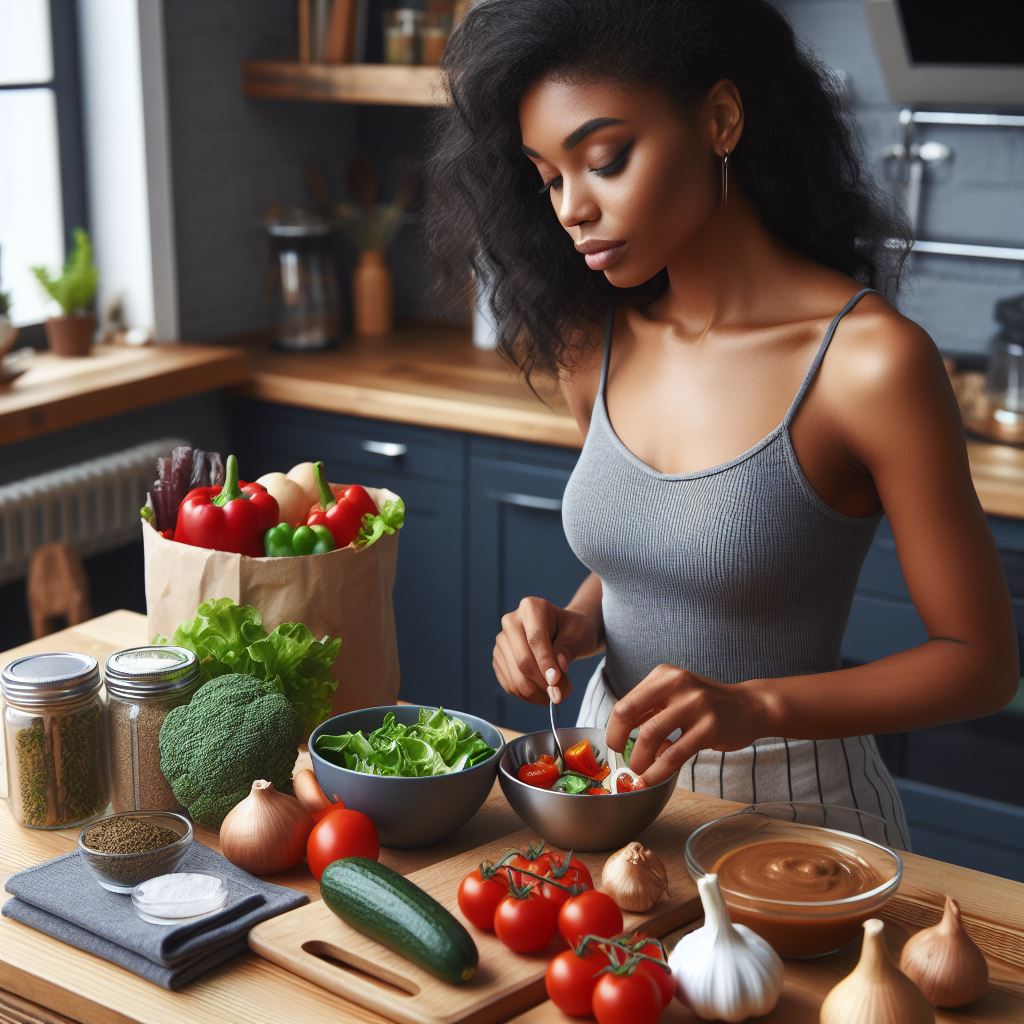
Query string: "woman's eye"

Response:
xmin=592 ymin=140 xmax=634 ymax=178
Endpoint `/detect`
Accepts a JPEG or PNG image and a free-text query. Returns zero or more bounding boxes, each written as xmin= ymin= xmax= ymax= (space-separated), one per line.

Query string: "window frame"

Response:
xmin=1 ymin=0 xmax=89 ymax=347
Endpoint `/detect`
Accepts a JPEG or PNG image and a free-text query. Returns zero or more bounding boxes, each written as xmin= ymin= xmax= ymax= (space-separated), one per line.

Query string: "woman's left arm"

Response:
xmin=614 ymin=315 xmax=1020 ymax=785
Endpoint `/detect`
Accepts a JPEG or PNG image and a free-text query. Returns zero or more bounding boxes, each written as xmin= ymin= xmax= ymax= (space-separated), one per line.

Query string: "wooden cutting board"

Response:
xmin=249 ymin=799 xmax=704 ymax=1024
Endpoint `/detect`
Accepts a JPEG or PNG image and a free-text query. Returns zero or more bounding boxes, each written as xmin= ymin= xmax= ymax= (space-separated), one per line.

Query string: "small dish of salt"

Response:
xmin=132 ymin=872 xmax=228 ymax=925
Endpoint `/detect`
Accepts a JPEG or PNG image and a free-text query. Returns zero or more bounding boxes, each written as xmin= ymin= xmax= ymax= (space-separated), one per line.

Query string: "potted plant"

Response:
xmin=0 ymin=288 xmax=16 ymax=356
xmin=30 ymin=227 xmax=99 ymax=357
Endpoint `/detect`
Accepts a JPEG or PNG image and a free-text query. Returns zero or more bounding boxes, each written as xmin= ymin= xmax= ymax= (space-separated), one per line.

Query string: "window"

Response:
xmin=0 ymin=0 xmax=87 ymax=333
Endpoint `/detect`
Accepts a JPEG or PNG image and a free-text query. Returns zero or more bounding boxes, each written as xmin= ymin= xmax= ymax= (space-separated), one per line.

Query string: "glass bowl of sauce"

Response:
xmin=685 ymin=802 xmax=902 ymax=958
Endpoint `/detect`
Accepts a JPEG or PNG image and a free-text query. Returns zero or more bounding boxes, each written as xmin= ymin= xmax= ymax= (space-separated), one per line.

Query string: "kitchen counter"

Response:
xmin=1 ymin=612 xmax=1023 ymax=1023
xmin=246 ymin=329 xmax=1024 ymax=519
xmin=0 ymin=342 xmax=249 ymax=447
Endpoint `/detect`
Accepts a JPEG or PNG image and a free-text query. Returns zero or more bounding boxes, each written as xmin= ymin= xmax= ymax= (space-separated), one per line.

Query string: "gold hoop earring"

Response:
xmin=721 ymin=148 xmax=730 ymax=206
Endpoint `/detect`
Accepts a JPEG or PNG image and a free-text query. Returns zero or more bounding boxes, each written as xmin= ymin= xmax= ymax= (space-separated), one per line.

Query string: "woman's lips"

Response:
xmin=583 ymin=242 xmax=627 ymax=271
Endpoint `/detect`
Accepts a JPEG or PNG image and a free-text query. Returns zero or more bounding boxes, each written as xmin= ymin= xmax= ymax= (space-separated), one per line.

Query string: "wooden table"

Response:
xmin=0 ymin=343 xmax=249 ymax=447
xmin=1 ymin=612 xmax=1022 ymax=1023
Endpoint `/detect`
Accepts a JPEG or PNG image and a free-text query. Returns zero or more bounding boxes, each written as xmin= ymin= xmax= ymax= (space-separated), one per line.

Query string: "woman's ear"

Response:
xmin=704 ymin=78 xmax=744 ymax=155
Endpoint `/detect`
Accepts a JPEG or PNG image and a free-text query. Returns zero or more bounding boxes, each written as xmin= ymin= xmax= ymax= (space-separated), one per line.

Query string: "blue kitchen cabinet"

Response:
xmin=466 ymin=437 xmax=602 ymax=734
xmin=232 ymin=400 xmax=466 ymax=712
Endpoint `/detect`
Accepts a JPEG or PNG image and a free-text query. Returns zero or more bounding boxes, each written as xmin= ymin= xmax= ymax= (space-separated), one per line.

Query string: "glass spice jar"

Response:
xmin=1 ymin=653 xmax=109 ymax=829
xmin=103 ymin=646 xmax=201 ymax=814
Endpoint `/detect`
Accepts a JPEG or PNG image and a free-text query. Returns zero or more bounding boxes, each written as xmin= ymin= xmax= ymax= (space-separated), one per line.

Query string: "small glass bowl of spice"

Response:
xmin=78 ymin=811 xmax=193 ymax=893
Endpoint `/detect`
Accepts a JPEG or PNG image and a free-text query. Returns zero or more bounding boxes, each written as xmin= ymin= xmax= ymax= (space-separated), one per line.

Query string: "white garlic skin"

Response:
xmin=669 ymin=874 xmax=784 ymax=1022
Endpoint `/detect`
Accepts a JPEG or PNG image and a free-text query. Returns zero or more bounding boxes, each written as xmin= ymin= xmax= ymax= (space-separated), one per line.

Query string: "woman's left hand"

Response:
xmin=605 ymin=664 xmax=771 ymax=787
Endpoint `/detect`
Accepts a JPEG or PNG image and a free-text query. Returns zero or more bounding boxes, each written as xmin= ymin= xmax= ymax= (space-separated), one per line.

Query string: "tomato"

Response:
xmin=587 ymin=787 xmax=609 ymax=795
xmin=517 ymin=755 xmax=560 ymax=789
xmin=629 ymin=936 xmax=674 ymax=1009
xmin=592 ymin=969 xmax=663 ymax=1024
xmin=538 ymin=851 xmax=594 ymax=909
xmin=558 ymin=890 xmax=624 ymax=947
xmin=564 ymin=739 xmax=610 ymax=781
xmin=493 ymin=888 xmax=557 ymax=953
xmin=306 ymin=807 xmax=379 ymax=880
xmin=613 ymin=772 xmax=637 ymax=793
xmin=546 ymin=947 xmax=609 ymax=1017
xmin=457 ymin=868 xmax=508 ymax=931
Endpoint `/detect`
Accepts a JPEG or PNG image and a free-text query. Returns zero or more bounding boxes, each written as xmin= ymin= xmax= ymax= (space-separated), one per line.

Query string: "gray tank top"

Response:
xmin=562 ymin=287 xmax=883 ymax=696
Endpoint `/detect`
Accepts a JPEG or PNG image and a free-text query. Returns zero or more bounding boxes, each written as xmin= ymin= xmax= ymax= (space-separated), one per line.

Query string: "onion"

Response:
xmin=219 ymin=780 xmax=314 ymax=875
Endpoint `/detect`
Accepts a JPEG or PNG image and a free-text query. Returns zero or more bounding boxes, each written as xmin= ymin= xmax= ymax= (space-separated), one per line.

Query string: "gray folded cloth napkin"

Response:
xmin=3 ymin=842 xmax=307 ymax=989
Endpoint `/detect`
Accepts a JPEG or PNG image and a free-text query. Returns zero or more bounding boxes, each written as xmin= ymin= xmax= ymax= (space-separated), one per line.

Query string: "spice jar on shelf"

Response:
xmin=104 ymin=646 xmax=201 ymax=814
xmin=1 ymin=653 xmax=109 ymax=829
xmin=384 ymin=8 xmax=422 ymax=64
xmin=419 ymin=11 xmax=453 ymax=65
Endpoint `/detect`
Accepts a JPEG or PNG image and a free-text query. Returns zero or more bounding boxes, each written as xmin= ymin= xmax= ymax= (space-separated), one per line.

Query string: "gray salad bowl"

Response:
xmin=498 ymin=727 xmax=680 ymax=851
xmin=309 ymin=704 xmax=505 ymax=849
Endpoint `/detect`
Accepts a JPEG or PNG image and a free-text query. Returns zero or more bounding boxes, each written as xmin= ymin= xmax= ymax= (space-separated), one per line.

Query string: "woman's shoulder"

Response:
xmin=557 ymin=312 xmax=609 ymax=437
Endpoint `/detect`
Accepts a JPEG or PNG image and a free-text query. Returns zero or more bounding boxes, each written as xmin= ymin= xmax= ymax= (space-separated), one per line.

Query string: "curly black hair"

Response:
xmin=424 ymin=0 xmax=911 ymax=384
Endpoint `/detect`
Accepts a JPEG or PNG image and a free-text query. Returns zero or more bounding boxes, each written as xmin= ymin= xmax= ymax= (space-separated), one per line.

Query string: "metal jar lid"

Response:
xmin=103 ymin=646 xmax=200 ymax=700
xmin=1 ymin=652 xmax=101 ymax=707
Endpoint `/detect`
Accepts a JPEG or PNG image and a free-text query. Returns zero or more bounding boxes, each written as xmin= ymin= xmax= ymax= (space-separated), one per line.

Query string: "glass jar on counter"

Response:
xmin=2 ymin=653 xmax=109 ymax=829
xmin=104 ymin=646 xmax=201 ymax=813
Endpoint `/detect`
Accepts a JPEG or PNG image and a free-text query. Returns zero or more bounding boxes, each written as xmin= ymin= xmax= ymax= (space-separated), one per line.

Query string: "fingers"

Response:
xmin=627 ymin=706 xmax=686 ymax=776
xmin=639 ymin=720 xmax=713 ymax=788
xmin=605 ymin=665 xmax=686 ymax=752
xmin=517 ymin=597 xmax=564 ymax=698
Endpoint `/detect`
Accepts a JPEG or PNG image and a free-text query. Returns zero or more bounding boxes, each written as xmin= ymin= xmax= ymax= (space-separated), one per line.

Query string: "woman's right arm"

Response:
xmin=492 ymin=328 xmax=608 ymax=705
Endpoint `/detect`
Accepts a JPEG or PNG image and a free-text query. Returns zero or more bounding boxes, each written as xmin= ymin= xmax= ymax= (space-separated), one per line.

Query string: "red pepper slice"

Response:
xmin=306 ymin=461 xmax=378 ymax=549
xmin=173 ymin=455 xmax=278 ymax=557
xmin=586 ymin=787 xmax=608 ymax=795
xmin=517 ymin=757 xmax=560 ymax=789
xmin=564 ymin=739 xmax=608 ymax=780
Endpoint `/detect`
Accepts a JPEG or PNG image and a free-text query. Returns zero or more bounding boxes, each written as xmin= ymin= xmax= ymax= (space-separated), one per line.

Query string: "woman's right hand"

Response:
xmin=492 ymin=596 xmax=603 ymax=706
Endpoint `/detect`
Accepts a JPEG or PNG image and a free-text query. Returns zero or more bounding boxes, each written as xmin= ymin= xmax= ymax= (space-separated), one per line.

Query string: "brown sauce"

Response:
xmin=711 ymin=839 xmax=888 ymax=957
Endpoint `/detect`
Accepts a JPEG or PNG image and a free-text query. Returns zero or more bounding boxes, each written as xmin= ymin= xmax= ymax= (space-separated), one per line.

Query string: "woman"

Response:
xmin=424 ymin=0 xmax=1019 ymax=847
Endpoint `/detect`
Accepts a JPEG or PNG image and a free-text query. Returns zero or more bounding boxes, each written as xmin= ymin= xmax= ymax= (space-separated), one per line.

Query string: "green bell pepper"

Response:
xmin=263 ymin=522 xmax=335 ymax=557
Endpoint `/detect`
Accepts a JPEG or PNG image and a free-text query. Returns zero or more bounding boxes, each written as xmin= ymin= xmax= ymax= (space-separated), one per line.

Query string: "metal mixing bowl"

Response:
xmin=309 ymin=705 xmax=505 ymax=849
xmin=498 ymin=726 xmax=680 ymax=851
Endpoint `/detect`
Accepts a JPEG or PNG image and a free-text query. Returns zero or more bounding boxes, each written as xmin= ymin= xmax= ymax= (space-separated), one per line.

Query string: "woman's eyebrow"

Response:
xmin=521 ymin=117 xmax=627 ymax=158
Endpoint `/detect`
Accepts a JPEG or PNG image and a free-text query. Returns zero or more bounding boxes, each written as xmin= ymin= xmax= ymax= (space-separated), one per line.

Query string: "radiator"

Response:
xmin=0 ymin=438 xmax=187 ymax=586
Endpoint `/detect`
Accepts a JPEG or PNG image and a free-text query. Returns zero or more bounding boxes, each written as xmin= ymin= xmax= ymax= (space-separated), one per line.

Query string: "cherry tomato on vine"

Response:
xmin=628 ymin=935 xmax=674 ymax=1009
xmin=545 ymin=947 xmax=610 ymax=1018
xmin=457 ymin=868 xmax=508 ymax=931
xmin=592 ymin=969 xmax=662 ymax=1024
xmin=494 ymin=888 xmax=557 ymax=953
xmin=558 ymin=890 xmax=624 ymax=947
xmin=538 ymin=852 xmax=593 ymax=909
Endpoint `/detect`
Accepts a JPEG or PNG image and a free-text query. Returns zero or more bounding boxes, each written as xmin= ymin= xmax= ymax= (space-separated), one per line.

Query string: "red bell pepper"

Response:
xmin=306 ymin=461 xmax=378 ymax=549
xmin=564 ymin=739 xmax=610 ymax=781
xmin=173 ymin=454 xmax=279 ymax=557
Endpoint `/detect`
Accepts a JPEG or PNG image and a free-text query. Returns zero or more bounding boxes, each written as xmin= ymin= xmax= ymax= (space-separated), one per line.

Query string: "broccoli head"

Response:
xmin=159 ymin=672 xmax=304 ymax=828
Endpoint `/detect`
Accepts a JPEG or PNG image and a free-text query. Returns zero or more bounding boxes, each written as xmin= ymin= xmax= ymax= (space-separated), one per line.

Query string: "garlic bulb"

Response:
xmin=601 ymin=842 xmax=669 ymax=912
xmin=668 ymin=873 xmax=784 ymax=1022
xmin=820 ymin=918 xmax=934 ymax=1024
xmin=898 ymin=896 xmax=988 ymax=1007
xmin=219 ymin=780 xmax=314 ymax=875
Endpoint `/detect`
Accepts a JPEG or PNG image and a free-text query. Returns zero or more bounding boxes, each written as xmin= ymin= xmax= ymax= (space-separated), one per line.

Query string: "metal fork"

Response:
xmin=548 ymin=696 xmax=565 ymax=764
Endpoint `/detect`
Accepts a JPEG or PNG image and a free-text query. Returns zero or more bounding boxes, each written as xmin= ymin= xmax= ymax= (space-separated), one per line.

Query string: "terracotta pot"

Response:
xmin=353 ymin=250 xmax=393 ymax=336
xmin=45 ymin=313 xmax=95 ymax=357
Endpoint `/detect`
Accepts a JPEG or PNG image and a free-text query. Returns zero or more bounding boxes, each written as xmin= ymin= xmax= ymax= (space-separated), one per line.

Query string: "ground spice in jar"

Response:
xmin=104 ymin=647 xmax=200 ymax=813
xmin=82 ymin=815 xmax=181 ymax=854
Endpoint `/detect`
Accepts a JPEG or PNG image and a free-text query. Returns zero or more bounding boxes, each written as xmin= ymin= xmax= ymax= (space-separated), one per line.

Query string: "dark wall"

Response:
xmin=163 ymin=0 xmax=358 ymax=341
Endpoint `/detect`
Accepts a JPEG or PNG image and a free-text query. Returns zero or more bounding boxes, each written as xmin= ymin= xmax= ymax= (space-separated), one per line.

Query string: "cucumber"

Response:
xmin=320 ymin=857 xmax=478 ymax=985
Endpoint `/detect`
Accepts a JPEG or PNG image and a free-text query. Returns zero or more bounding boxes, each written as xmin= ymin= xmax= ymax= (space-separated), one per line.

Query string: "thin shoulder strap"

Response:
xmin=598 ymin=299 xmax=615 ymax=398
xmin=783 ymin=287 xmax=877 ymax=427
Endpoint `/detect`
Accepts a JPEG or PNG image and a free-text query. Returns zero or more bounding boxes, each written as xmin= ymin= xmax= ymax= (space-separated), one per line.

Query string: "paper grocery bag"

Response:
xmin=143 ymin=487 xmax=400 ymax=716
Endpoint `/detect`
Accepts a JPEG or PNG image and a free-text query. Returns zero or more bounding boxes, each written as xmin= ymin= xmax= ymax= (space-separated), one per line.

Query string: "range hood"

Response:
xmin=865 ymin=0 xmax=1024 ymax=108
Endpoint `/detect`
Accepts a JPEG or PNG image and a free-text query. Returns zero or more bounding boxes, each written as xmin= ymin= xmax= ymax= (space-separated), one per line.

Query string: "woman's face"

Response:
xmin=518 ymin=76 xmax=721 ymax=288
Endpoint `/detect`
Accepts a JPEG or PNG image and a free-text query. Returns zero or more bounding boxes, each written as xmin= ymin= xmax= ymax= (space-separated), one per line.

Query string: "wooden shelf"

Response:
xmin=242 ymin=59 xmax=447 ymax=107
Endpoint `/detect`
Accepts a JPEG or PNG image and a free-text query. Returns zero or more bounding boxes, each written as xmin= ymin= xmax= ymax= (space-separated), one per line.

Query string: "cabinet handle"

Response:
xmin=487 ymin=490 xmax=563 ymax=513
xmin=360 ymin=440 xmax=408 ymax=460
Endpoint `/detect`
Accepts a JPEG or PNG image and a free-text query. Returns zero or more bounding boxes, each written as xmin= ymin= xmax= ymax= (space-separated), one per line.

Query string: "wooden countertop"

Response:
xmin=0 ymin=342 xmax=250 ymax=447
xmin=1 ymin=612 xmax=1023 ymax=1023
xmin=246 ymin=328 xmax=1024 ymax=519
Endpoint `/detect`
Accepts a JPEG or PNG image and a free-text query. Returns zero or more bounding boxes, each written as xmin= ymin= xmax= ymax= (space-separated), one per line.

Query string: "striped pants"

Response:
xmin=576 ymin=657 xmax=912 ymax=852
